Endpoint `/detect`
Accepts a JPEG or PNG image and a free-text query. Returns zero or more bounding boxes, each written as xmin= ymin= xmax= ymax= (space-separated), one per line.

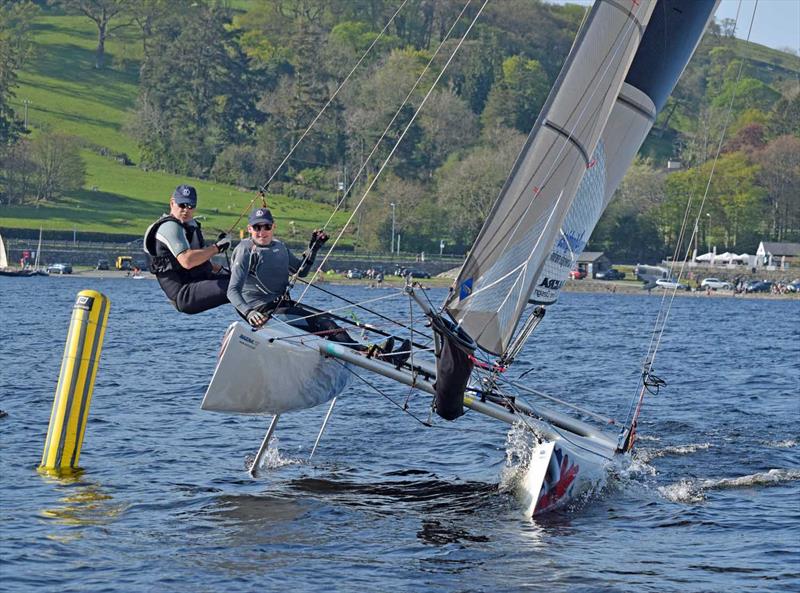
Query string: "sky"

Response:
xmin=546 ymin=0 xmax=800 ymax=54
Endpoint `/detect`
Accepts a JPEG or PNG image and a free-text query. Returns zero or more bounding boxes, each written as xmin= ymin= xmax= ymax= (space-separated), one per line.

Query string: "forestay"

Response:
xmin=445 ymin=0 xmax=656 ymax=355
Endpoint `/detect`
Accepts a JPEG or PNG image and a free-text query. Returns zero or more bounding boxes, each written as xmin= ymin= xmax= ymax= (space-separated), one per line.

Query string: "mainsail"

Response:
xmin=531 ymin=0 xmax=721 ymax=306
xmin=445 ymin=0 xmax=657 ymax=355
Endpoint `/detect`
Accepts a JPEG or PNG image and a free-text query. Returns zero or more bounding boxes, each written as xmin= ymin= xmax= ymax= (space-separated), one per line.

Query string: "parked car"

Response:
xmin=595 ymin=268 xmax=625 ymax=280
xmin=47 ymin=263 xmax=73 ymax=274
xmin=569 ymin=269 xmax=587 ymax=280
xmin=745 ymin=280 xmax=773 ymax=293
xmin=96 ymin=258 xmax=110 ymax=270
xmin=345 ymin=269 xmax=364 ymax=279
xmin=787 ymin=279 xmax=800 ymax=293
xmin=404 ymin=269 xmax=431 ymax=279
xmin=655 ymin=278 xmax=686 ymax=290
xmin=700 ymin=277 xmax=732 ymax=290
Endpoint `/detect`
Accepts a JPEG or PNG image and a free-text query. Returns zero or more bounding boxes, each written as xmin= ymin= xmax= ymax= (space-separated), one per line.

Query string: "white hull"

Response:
xmin=201 ymin=321 xmax=351 ymax=415
xmin=517 ymin=436 xmax=614 ymax=517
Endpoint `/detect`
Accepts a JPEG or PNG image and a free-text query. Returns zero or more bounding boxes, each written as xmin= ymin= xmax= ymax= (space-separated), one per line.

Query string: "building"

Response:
xmin=576 ymin=252 xmax=611 ymax=278
xmin=755 ymin=242 xmax=800 ymax=269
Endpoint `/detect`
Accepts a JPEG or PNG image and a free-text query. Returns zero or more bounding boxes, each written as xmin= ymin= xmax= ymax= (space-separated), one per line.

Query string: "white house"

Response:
xmin=756 ymin=241 xmax=800 ymax=269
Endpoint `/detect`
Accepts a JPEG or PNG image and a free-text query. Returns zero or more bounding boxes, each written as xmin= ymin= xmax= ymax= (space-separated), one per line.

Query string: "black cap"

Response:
xmin=172 ymin=184 xmax=197 ymax=207
xmin=249 ymin=208 xmax=274 ymax=225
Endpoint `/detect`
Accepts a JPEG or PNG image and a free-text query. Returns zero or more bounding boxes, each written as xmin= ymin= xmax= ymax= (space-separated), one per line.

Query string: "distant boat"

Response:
xmin=0 ymin=230 xmax=49 ymax=277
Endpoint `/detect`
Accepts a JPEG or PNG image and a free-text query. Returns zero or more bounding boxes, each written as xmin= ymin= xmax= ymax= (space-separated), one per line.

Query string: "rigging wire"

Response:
xmin=223 ymin=0 xmax=412 ymax=235
xmin=296 ymin=278 xmax=435 ymax=343
xmin=295 ymin=0 xmax=491 ymax=307
xmin=623 ymin=0 xmax=759 ymax=448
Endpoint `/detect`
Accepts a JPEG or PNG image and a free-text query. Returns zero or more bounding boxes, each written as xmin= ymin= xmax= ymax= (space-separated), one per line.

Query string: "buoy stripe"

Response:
xmin=54 ymin=306 xmax=90 ymax=468
xmin=42 ymin=307 xmax=80 ymax=467
xmin=70 ymin=295 xmax=108 ymax=468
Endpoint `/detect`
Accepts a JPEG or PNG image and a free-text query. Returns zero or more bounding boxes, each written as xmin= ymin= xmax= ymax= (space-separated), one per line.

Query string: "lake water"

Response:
xmin=1 ymin=276 xmax=798 ymax=592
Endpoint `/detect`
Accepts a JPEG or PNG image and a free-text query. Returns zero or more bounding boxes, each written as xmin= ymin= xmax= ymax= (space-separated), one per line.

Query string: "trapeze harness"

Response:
xmin=144 ymin=215 xmax=229 ymax=314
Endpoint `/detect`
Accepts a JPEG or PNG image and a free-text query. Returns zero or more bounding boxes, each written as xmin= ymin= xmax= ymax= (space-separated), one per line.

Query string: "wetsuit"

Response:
xmin=228 ymin=239 xmax=358 ymax=345
xmin=145 ymin=216 xmax=230 ymax=314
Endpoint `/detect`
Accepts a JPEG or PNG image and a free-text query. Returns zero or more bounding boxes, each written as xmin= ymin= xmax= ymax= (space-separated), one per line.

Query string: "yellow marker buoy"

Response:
xmin=40 ymin=290 xmax=110 ymax=473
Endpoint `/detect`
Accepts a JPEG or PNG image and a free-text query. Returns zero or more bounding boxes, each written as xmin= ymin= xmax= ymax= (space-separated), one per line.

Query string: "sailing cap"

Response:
xmin=249 ymin=208 xmax=274 ymax=225
xmin=172 ymin=184 xmax=197 ymax=206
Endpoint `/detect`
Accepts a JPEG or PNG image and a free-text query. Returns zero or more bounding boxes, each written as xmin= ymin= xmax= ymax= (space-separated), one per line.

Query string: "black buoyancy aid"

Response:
xmin=143 ymin=215 xmax=213 ymax=282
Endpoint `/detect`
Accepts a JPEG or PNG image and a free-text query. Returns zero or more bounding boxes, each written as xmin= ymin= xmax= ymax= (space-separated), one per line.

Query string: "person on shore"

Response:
xmin=227 ymin=208 xmax=410 ymax=364
xmin=144 ymin=184 xmax=231 ymax=314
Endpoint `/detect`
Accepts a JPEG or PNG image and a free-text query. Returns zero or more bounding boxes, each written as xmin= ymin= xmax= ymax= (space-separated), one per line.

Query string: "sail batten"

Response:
xmin=445 ymin=0 xmax=657 ymax=355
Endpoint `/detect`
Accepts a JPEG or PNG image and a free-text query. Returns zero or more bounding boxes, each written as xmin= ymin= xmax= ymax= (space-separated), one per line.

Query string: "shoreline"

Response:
xmin=56 ymin=269 xmax=800 ymax=300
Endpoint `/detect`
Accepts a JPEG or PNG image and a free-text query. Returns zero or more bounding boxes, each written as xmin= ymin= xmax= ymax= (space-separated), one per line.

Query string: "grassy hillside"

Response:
xmin=1 ymin=10 xmax=796 ymax=242
xmin=1 ymin=12 xmax=349 ymax=241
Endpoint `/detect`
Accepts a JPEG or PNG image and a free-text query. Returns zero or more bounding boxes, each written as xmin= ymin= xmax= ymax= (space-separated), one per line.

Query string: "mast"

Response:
xmin=34 ymin=227 xmax=43 ymax=270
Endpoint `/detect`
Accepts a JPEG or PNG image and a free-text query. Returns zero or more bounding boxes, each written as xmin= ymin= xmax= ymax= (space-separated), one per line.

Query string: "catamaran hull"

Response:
xmin=201 ymin=321 xmax=351 ymax=415
xmin=518 ymin=438 xmax=614 ymax=516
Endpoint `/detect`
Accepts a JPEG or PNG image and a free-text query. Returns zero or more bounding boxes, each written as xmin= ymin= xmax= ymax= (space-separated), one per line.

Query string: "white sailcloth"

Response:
xmin=0 ymin=233 xmax=8 ymax=269
xmin=531 ymin=82 xmax=657 ymax=305
xmin=445 ymin=0 xmax=656 ymax=355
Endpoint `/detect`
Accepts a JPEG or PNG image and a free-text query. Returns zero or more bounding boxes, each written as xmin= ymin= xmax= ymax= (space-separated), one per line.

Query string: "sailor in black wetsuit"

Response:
xmin=144 ymin=185 xmax=231 ymax=314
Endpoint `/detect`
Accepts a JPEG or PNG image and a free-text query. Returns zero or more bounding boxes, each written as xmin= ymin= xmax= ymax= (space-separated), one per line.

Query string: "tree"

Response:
xmin=481 ymin=55 xmax=549 ymax=133
xmin=0 ymin=139 xmax=37 ymax=204
xmin=0 ymin=1 xmax=38 ymax=145
xmin=661 ymin=152 xmax=763 ymax=252
xmin=415 ymin=89 xmax=478 ymax=173
xmin=30 ymin=133 xmax=86 ymax=203
xmin=436 ymin=127 xmax=525 ymax=247
xmin=134 ymin=3 xmax=262 ymax=175
xmin=50 ymin=0 xmax=130 ymax=69
xmin=755 ymin=135 xmax=800 ymax=242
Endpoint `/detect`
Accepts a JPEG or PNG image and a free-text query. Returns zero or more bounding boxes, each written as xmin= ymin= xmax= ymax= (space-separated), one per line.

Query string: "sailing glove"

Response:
xmin=246 ymin=309 xmax=267 ymax=327
xmin=309 ymin=230 xmax=329 ymax=250
xmin=215 ymin=234 xmax=231 ymax=253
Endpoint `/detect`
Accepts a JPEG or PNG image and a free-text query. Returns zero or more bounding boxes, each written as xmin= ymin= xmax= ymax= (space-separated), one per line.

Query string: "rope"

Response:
xmin=223 ymin=0 xmax=412 ymax=236
xmin=295 ymin=0 xmax=490 ymax=306
xmin=296 ymin=278 xmax=435 ymax=344
xmin=623 ymin=0 xmax=759 ymax=448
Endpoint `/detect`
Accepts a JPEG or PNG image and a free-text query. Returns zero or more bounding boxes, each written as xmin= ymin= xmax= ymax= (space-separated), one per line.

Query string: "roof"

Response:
xmin=760 ymin=242 xmax=800 ymax=256
xmin=577 ymin=251 xmax=607 ymax=263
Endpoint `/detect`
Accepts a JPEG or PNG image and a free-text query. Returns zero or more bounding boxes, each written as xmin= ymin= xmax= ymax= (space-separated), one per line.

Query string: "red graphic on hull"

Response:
xmin=535 ymin=448 xmax=579 ymax=513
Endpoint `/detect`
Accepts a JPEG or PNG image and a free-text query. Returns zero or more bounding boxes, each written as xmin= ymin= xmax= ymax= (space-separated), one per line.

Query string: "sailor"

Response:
xmin=227 ymin=208 xmax=410 ymax=362
xmin=144 ymin=184 xmax=231 ymax=314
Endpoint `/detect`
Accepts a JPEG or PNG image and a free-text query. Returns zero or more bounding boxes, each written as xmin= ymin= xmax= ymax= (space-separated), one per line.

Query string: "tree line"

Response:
xmin=1 ymin=0 xmax=798 ymax=260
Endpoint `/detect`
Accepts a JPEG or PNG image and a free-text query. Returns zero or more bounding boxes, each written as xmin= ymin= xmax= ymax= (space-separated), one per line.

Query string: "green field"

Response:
xmin=1 ymin=12 xmax=349 ymax=240
xmin=2 ymin=9 xmax=796 ymax=243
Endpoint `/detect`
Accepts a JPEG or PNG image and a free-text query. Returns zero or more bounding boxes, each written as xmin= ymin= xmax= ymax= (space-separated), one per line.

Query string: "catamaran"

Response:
xmin=201 ymin=0 xmax=721 ymax=516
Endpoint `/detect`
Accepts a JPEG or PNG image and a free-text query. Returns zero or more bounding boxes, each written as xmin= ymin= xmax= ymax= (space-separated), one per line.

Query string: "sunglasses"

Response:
xmin=252 ymin=224 xmax=273 ymax=231
xmin=177 ymin=203 xmax=195 ymax=210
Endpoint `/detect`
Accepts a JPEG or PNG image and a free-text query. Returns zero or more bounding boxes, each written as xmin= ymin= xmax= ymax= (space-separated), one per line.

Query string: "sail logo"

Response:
xmin=238 ymin=334 xmax=257 ymax=349
xmin=459 ymin=278 xmax=473 ymax=300
xmin=538 ymin=277 xmax=563 ymax=290
xmin=555 ymin=230 xmax=586 ymax=254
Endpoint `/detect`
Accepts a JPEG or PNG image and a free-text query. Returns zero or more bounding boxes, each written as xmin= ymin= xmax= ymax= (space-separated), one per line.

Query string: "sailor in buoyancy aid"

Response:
xmin=227 ymin=208 xmax=411 ymax=363
xmin=144 ymin=184 xmax=231 ymax=314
